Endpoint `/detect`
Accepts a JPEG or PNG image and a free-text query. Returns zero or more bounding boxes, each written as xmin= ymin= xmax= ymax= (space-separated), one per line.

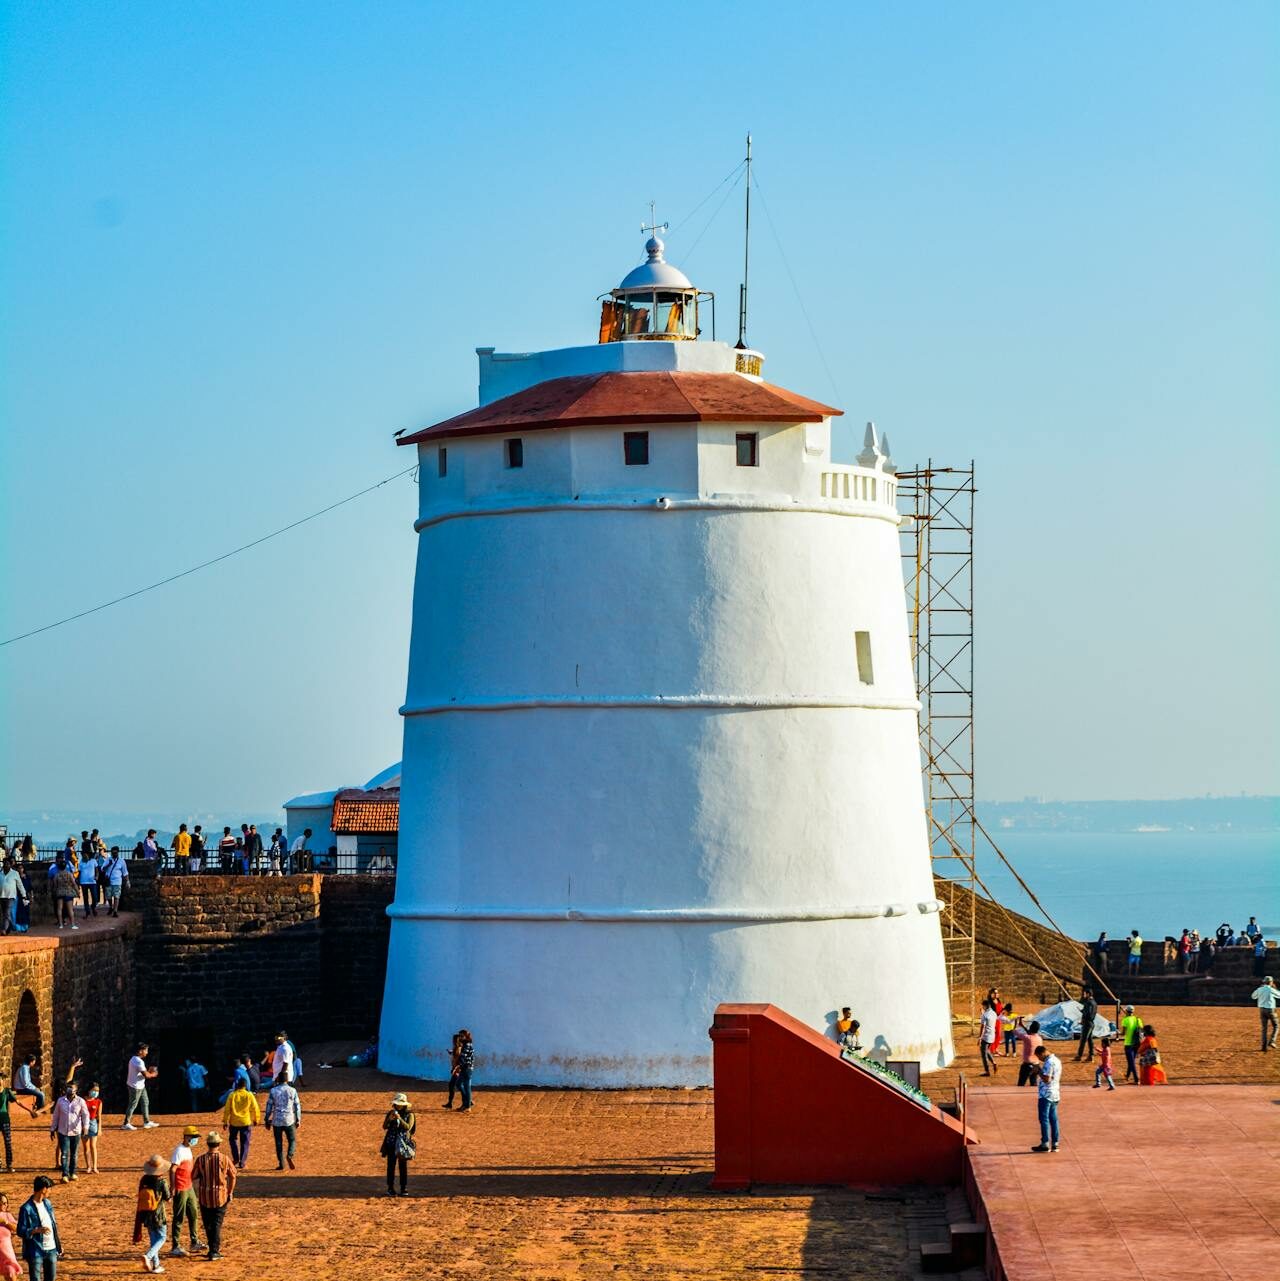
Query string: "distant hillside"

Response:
xmin=978 ymin=796 xmax=1278 ymax=834
xmin=1 ymin=809 xmax=285 ymax=845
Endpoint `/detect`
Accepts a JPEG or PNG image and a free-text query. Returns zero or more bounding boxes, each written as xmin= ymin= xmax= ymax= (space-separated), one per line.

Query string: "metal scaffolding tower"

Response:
xmin=898 ymin=463 xmax=977 ymax=1024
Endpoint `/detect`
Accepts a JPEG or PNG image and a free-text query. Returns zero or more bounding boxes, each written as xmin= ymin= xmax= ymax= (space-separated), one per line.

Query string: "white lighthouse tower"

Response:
xmin=379 ymin=233 xmax=955 ymax=1085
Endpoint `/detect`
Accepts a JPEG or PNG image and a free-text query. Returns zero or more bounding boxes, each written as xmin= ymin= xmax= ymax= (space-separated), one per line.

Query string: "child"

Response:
xmin=84 ymin=1081 xmax=103 ymax=1173
xmin=1001 ymin=1003 xmax=1019 ymax=1056
xmin=1093 ymin=1035 xmax=1116 ymax=1091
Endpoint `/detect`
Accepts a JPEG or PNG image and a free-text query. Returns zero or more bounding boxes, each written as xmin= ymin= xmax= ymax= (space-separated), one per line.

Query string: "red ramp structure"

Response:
xmin=710 ymin=1003 xmax=975 ymax=1190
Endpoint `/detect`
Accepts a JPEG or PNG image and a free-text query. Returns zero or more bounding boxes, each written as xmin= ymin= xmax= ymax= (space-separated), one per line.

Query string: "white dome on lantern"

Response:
xmin=618 ymin=237 xmax=693 ymax=290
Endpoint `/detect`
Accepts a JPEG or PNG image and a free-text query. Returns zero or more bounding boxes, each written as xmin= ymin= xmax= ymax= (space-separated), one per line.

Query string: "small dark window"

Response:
xmin=437 ymin=446 xmax=448 ymax=478
xmin=623 ymin=431 xmax=649 ymax=466
xmin=736 ymin=432 xmax=759 ymax=467
xmin=505 ymin=438 xmax=524 ymax=469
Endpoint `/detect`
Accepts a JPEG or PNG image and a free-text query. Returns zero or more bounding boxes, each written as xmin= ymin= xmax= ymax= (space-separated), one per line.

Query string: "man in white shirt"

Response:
xmin=271 ymin=1033 xmax=294 ymax=1084
xmin=288 ymin=829 xmax=312 ymax=875
xmin=1030 ymin=1045 xmax=1062 ymax=1153
xmin=122 ymin=1043 xmax=160 ymax=1130
xmin=1252 ymin=975 xmax=1278 ymax=1052
xmin=978 ymin=999 xmax=1000 ymax=1076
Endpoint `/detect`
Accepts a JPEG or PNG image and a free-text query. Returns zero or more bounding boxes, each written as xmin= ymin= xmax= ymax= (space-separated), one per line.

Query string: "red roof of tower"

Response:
xmin=397 ymin=372 xmax=842 ymax=445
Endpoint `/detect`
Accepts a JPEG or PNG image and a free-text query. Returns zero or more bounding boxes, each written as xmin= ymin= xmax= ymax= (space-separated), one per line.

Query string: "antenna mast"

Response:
xmin=736 ymin=133 xmax=752 ymax=349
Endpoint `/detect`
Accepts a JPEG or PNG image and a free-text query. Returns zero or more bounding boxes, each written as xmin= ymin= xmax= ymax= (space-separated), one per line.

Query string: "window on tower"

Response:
xmin=736 ymin=432 xmax=759 ymax=467
xmin=505 ymin=438 xmax=524 ymax=469
xmin=437 ymin=446 xmax=448 ymax=478
xmin=855 ymin=631 xmax=874 ymax=685
xmin=623 ymin=431 xmax=650 ymax=466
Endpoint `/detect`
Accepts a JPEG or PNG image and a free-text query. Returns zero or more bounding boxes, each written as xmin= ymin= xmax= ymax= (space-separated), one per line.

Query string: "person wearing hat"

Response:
xmin=381 ymin=1094 xmax=417 ymax=1196
xmin=1119 ymin=1005 xmax=1143 ymax=1083
xmin=167 ymin=1127 xmax=205 ymax=1258
xmin=133 ymin=1153 xmax=171 ymax=1273
xmin=191 ymin=1132 xmax=237 ymax=1261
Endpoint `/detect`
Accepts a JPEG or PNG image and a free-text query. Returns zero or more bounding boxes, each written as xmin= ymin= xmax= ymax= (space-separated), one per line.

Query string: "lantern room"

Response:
xmin=598 ymin=235 xmax=712 ymax=343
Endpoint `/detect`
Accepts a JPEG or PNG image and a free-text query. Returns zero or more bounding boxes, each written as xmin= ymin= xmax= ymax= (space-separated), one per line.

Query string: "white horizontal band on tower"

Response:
xmin=386 ymin=901 xmax=946 ymax=923
xmin=401 ymin=693 xmax=921 ymax=716
xmin=413 ymin=494 xmax=902 ymax=533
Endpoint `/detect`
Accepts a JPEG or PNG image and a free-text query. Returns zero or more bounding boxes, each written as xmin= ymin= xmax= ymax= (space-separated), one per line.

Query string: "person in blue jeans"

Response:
xmin=16 ymin=1176 xmax=62 ymax=1280
xmin=1030 ymin=1045 xmax=1062 ymax=1153
xmin=13 ymin=1055 xmax=45 ymax=1114
xmin=456 ymin=1030 xmax=475 ymax=1112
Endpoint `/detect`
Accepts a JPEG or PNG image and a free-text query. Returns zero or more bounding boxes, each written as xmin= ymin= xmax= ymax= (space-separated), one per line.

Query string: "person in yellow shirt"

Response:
xmin=1119 ymin=1004 xmax=1143 ymax=1083
xmin=221 ymin=1083 xmax=261 ymax=1170
xmin=171 ymin=824 xmax=192 ymax=875
xmin=1127 ymin=930 xmax=1144 ymax=975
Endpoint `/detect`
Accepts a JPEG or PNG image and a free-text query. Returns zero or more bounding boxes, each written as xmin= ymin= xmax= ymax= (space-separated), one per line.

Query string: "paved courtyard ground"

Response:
xmin=2 ymin=1001 xmax=1272 ymax=1279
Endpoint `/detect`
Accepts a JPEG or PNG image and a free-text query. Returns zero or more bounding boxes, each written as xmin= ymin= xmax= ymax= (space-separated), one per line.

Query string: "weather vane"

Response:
xmin=641 ymin=200 xmax=668 ymax=240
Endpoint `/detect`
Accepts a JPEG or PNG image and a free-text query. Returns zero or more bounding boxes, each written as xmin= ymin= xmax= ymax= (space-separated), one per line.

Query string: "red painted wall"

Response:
xmin=710 ymin=1003 xmax=975 ymax=1189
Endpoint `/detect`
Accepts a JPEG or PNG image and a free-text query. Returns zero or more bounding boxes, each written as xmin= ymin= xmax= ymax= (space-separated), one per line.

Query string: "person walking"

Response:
xmin=1092 ymin=1036 xmax=1117 ymax=1090
xmin=1137 ymin=1025 xmax=1169 ymax=1085
xmin=263 ymin=1073 xmax=301 ymax=1170
xmin=1000 ymin=1003 xmax=1019 ymax=1057
xmin=123 ymin=1044 xmax=160 ymax=1130
xmin=1074 ymin=988 xmax=1098 ymax=1062
xmin=133 ymin=1153 xmax=171 ymax=1273
xmin=381 ymin=1093 xmax=417 ymax=1196
xmin=0 ymin=858 xmax=29 ymax=936
xmin=1029 ymin=1044 xmax=1062 ymax=1153
xmin=74 ymin=848 xmax=100 ymax=920
xmin=101 ymin=847 xmax=128 ymax=917
xmin=221 ymin=1081 xmax=260 ymax=1170
xmin=0 ymin=1191 xmax=22 ymax=1281
xmin=270 ymin=1032 xmax=294 ymax=1085
xmin=13 ymin=1055 xmax=45 ymax=1114
xmin=1119 ymin=1005 xmax=1142 ymax=1083
xmin=1 ymin=1072 xmax=36 ymax=1173
xmin=1127 ymin=930 xmax=1143 ymax=975
xmin=47 ymin=1084 xmax=89 ymax=1183
xmin=191 ymin=1132 xmax=236 ymax=1261
xmin=456 ymin=1029 xmax=475 ymax=1111
xmin=50 ymin=859 xmax=77 ymax=931
xmin=15 ymin=1177 xmax=61 ymax=1281
xmin=1251 ymin=975 xmax=1278 ymax=1051
xmin=183 ymin=1058 xmax=208 ymax=1113
xmin=167 ymin=1127 xmax=205 ymax=1259
xmin=978 ymin=999 xmax=1000 ymax=1076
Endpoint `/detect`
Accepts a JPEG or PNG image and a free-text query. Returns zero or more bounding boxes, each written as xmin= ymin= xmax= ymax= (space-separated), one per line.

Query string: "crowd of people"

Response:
xmin=1089 ymin=917 xmax=1269 ymax=977
xmin=0 ymin=1026 xmax=479 ymax=1275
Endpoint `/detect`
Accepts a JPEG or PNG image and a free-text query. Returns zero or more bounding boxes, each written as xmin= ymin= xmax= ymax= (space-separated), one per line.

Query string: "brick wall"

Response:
xmin=936 ymin=876 xmax=1088 ymax=1007
xmin=0 ymin=942 xmax=54 ymax=1098
xmin=319 ymin=875 xmax=394 ymax=1038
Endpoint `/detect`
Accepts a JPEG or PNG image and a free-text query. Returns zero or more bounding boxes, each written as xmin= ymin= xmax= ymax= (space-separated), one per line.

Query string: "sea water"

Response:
xmin=971 ymin=831 xmax=1279 ymax=941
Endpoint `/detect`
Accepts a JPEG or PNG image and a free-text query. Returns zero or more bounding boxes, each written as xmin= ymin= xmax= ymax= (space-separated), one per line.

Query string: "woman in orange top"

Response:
xmin=1138 ymin=1025 xmax=1169 ymax=1085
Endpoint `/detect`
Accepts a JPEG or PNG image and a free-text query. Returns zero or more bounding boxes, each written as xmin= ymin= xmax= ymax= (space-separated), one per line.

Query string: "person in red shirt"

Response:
xmin=167 ymin=1127 xmax=206 ymax=1258
xmin=83 ymin=1081 xmax=103 ymax=1175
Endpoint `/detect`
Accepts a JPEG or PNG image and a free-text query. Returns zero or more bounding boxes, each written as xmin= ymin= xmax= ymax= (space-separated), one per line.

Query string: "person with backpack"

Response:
xmin=101 ymin=848 xmax=129 ymax=917
xmin=133 ymin=1153 xmax=171 ymax=1273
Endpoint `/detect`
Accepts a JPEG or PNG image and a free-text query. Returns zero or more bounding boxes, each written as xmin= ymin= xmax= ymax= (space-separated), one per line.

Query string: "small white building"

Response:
xmin=380 ymin=235 xmax=954 ymax=1086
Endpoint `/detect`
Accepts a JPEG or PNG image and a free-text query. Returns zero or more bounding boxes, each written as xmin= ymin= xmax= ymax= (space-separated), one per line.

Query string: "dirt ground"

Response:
xmin=3 ymin=1004 xmax=1273 ymax=1280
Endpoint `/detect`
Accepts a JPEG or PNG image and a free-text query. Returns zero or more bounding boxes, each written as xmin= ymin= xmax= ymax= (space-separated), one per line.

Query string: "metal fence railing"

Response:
xmin=1 ymin=841 xmax=397 ymax=877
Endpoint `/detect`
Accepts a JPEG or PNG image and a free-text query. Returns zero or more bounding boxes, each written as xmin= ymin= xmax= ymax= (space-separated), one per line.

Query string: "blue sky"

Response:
xmin=1 ymin=2 xmax=1276 ymax=812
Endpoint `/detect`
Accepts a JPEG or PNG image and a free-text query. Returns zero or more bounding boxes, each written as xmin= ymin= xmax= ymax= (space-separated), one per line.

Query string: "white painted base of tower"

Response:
xmin=380 ymin=911 xmax=954 ymax=1085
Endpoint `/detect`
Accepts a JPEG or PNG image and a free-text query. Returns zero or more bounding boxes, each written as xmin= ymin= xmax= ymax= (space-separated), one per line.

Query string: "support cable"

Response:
xmin=1 ymin=463 xmax=420 ymax=648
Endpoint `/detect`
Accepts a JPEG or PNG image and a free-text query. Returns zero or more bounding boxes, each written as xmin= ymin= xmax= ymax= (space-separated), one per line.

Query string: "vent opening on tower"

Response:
xmin=855 ymin=631 xmax=874 ymax=685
